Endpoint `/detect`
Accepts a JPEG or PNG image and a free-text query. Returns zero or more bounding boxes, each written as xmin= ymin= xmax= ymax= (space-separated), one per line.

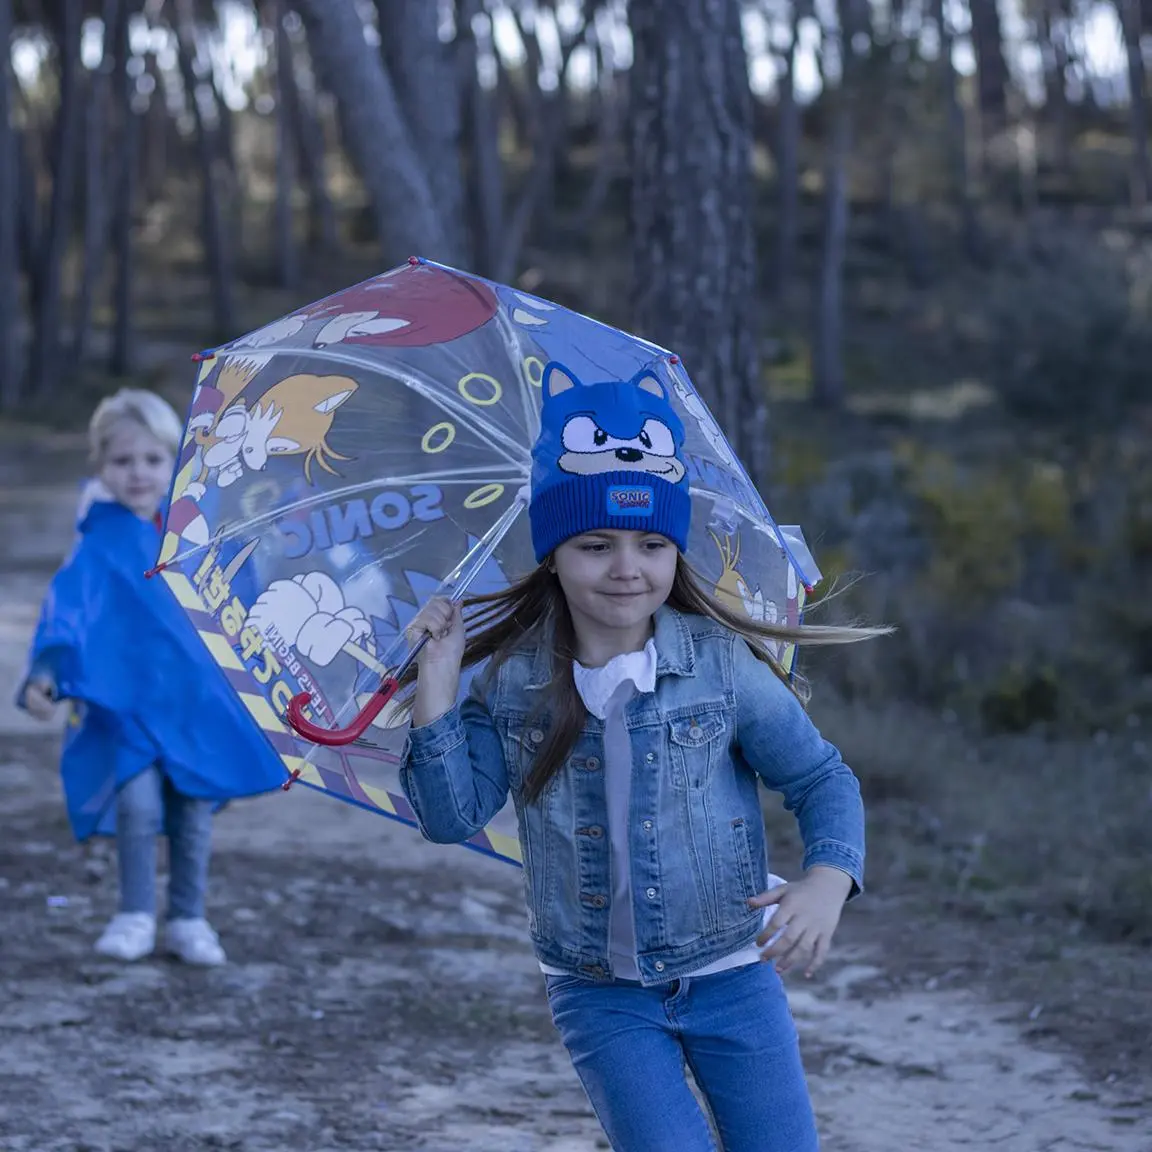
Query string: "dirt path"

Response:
xmin=1 ymin=431 xmax=1148 ymax=1151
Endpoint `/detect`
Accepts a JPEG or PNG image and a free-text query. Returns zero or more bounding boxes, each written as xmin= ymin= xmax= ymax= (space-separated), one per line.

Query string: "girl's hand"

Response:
xmin=407 ymin=598 xmax=466 ymax=728
xmin=407 ymin=597 xmax=466 ymax=671
xmin=23 ymin=679 xmax=58 ymax=722
xmin=748 ymin=866 xmax=854 ymax=977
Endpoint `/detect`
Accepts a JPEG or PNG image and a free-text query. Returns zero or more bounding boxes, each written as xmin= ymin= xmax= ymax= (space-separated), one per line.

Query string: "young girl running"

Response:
xmin=400 ymin=363 xmax=880 ymax=1150
xmin=18 ymin=389 xmax=286 ymax=965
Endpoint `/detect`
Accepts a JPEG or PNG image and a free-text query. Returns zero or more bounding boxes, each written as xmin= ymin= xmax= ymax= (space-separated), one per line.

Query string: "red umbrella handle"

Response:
xmin=283 ymin=632 xmax=430 ymax=748
xmin=280 ymin=524 xmax=513 ymax=752
xmin=286 ymin=677 xmax=400 ymax=746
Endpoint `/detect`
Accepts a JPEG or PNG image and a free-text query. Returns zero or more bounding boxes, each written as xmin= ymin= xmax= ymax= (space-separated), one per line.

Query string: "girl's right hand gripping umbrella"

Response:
xmin=153 ymin=258 xmax=820 ymax=868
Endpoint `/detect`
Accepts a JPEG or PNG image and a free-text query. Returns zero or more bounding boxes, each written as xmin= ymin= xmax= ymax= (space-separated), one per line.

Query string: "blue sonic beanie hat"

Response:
xmin=529 ymin=361 xmax=692 ymax=562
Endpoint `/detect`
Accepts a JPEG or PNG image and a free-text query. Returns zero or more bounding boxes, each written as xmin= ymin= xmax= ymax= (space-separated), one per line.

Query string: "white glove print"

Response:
xmin=247 ymin=571 xmax=370 ymax=667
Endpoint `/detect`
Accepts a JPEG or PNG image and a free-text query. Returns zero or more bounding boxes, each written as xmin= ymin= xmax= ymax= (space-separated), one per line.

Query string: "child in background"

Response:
xmin=18 ymin=388 xmax=286 ymax=965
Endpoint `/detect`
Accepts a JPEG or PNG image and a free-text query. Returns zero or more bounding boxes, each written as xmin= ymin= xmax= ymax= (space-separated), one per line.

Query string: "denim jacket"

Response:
xmin=400 ymin=606 xmax=865 ymax=986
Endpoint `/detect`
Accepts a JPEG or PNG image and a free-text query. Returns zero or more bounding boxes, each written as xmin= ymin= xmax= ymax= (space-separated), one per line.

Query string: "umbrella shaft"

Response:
xmin=385 ymin=491 xmax=527 ymax=690
xmin=391 ymin=632 xmax=429 ymax=685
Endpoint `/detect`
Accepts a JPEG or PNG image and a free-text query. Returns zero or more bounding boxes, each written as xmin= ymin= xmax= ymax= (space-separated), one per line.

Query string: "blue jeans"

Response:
xmin=546 ymin=963 xmax=819 ymax=1152
xmin=117 ymin=766 xmax=213 ymax=921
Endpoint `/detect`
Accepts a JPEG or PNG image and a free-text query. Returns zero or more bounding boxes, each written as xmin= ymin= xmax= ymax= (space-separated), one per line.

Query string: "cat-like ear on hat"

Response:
xmin=630 ymin=367 xmax=667 ymax=400
xmin=542 ymin=361 xmax=581 ymax=400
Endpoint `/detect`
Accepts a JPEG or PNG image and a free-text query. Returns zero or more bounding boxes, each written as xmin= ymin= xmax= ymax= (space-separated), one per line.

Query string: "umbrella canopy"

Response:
xmin=156 ymin=258 xmax=820 ymax=866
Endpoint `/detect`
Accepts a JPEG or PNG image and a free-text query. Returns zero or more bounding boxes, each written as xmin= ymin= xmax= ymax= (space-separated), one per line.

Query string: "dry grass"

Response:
xmin=763 ymin=692 xmax=1152 ymax=944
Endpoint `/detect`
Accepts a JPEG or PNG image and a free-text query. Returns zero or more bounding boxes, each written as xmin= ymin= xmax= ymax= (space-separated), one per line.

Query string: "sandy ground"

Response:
xmin=1 ymin=429 xmax=1148 ymax=1151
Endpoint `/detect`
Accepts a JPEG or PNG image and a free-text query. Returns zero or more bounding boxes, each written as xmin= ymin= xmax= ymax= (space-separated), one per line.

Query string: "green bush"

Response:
xmin=990 ymin=235 xmax=1152 ymax=425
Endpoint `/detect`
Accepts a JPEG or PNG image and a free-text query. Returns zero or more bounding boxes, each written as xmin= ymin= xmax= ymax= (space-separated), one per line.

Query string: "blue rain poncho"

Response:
xmin=20 ymin=496 xmax=287 ymax=839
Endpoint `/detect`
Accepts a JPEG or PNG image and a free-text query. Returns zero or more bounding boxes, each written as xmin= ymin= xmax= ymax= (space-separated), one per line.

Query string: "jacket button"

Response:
xmin=645 ymin=887 xmax=657 ymax=899
xmin=645 ymin=753 xmax=655 ymax=763
xmin=529 ymin=728 xmax=545 ymax=744
xmin=642 ymin=820 xmax=653 ymax=831
xmin=592 ymin=895 xmax=607 ymax=908
xmin=588 ymin=825 xmax=604 ymax=838
xmin=584 ymin=756 xmax=601 ymax=771
xmin=654 ymin=961 xmax=665 ymax=972
xmin=688 ymin=725 xmax=703 ymax=740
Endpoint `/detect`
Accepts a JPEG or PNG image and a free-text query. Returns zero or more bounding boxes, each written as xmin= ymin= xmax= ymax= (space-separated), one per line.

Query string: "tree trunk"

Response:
xmin=1039 ymin=1 xmax=1073 ymax=178
xmin=629 ymin=0 xmax=761 ymax=477
xmin=812 ymin=110 xmax=849 ymax=409
xmin=208 ymin=57 xmax=238 ymax=175
xmin=492 ymin=5 xmax=595 ymax=282
xmin=280 ymin=18 xmax=338 ymax=253
xmin=142 ymin=51 xmax=169 ymax=203
xmin=173 ymin=0 xmax=236 ymax=342
xmin=498 ymin=39 xmax=535 ymax=157
xmin=931 ymin=0 xmax=982 ymax=258
xmin=457 ymin=0 xmax=505 ymax=277
xmin=0 ymin=0 xmax=19 ymax=408
xmin=566 ymin=35 xmax=624 ymax=236
xmin=295 ymin=0 xmax=454 ymax=264
xmin=16 ymin=125 xmax=40 ymax=303
xmin=267 ymin=0 xmax=300 ymax=288
xmin=879 ymin=0 xmax=932 ymax=285
xmin=1118 ymin=0 xmax=1150 ymax=208
xmin=967 ymin=0 xmax=1009 ymax=145
xmin=29 ymin=0 xmax=83 ymax=396
xmin=812 ymin=0 xmax=870 ymax=410
xmin=772 ymin=2 xmax=801 ymax=301
xmin=72 ymin=67 xmax=107 ymax=366
xmin=73 ymin=0 xmax=121 ymax=366
xmin=376 ymin=0 xmax=468 ymax=263
xmin=109 ymin=0 xmax=138 ymax=376
xmin=811 ymin=26 xmax=852 ymax=409
xmin=496 ymin=85 xmax=563 ymax=279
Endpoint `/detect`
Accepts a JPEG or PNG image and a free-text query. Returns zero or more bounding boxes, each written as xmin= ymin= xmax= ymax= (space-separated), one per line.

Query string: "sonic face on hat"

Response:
xmin=548 ymin=367 xmax=687 ymax=483
xmin=528 ymin=361 xmax=693 ymax=562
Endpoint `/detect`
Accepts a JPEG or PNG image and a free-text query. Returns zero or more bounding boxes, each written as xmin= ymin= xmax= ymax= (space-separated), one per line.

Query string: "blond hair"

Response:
xmin=89 ymin=389 xmax=183 ymax=464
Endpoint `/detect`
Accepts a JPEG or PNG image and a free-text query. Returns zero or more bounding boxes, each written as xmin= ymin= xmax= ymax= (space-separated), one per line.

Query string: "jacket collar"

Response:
xmin=524 ymin=603 xmax=696 ymax=692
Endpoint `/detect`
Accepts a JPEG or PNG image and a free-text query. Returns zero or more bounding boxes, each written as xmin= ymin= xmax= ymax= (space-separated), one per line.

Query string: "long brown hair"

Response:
xmin=400 ymin=557 xmax=888 ymax=805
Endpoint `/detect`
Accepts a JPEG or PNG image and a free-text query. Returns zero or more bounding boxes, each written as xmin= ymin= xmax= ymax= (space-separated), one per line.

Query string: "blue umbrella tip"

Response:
xmin=407 ymin=256 xmax=425 ymax=265
xmin=191 ymin=349 xmax=216 ymax=362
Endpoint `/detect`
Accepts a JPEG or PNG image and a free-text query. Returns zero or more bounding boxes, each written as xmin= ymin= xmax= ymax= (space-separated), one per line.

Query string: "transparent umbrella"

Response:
xmin=154 ymin=258 xmax=821 ymax=866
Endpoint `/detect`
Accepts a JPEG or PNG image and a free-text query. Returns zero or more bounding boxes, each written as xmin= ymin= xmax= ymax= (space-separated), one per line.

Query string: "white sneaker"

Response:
xmin=164 ymin=918 xmax=226 ymax=966
xmin=94 ymin=912 xmax=156 ymax=961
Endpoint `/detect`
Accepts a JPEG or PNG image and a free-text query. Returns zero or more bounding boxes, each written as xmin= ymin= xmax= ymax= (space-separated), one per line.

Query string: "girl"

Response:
xmin=18 ymin=389 xmax=286 ymax=966
xmin=399 ymin=362 xmax=882 ymax=1151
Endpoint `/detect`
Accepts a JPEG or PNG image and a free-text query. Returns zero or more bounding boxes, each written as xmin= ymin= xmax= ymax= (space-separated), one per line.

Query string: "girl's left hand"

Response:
xmin=22 ymin=678 xmax=58 ymax=722
xmin=748 ymin=866 xmax=854 ymax=977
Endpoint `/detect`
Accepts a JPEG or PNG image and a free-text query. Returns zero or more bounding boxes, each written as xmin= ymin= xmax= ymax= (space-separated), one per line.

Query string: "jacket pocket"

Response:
xmin=667 ymin=706 xmax=729 ymax=790
xmin=502 ymin=716 xmax=547 ymax=790
xmin=730 ymin=817 xmax=759 ymax=905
